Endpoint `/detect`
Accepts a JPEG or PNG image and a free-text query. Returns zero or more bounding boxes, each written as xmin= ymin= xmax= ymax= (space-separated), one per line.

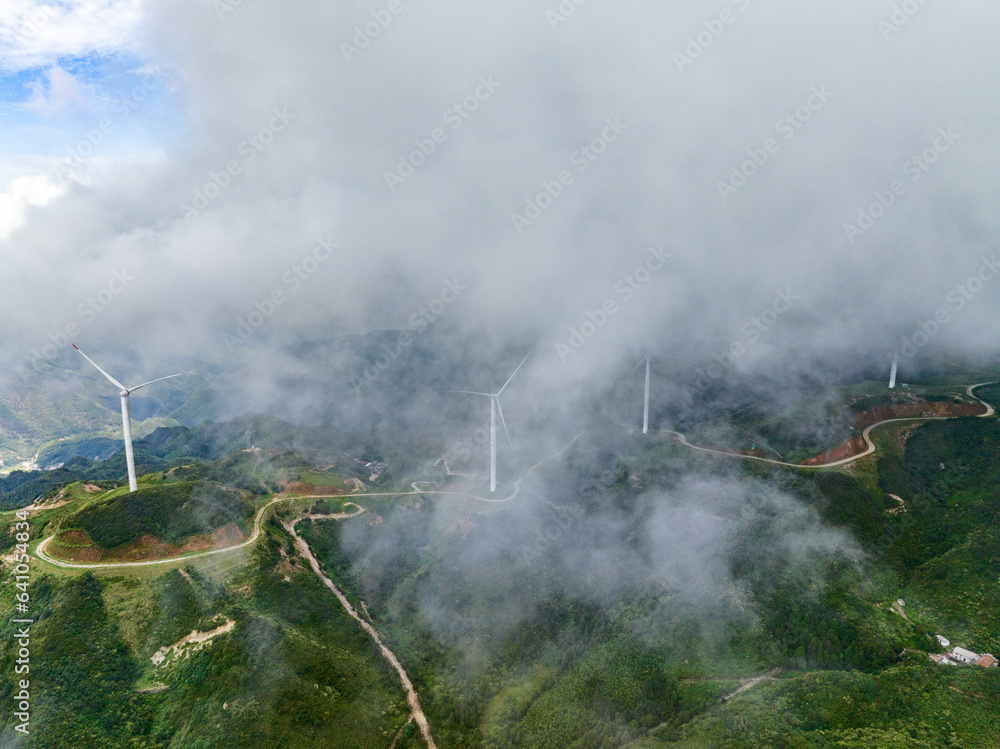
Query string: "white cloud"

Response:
xmin=1 ymin=0 xmax=999 ymax=374
xmin=22 ymin=64 xmax=92 ymax=113
xmin=0 ymin=0 xmax=144 ymax=72
xmin=0 ymin=174 xmax=66 ymax=241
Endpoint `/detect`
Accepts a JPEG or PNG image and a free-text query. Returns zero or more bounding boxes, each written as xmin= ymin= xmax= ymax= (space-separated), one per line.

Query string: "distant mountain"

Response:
xmin=0 ymin=352 xmax=207 ymax=470
xmin=1 ymin=327 xmax=489 ymax=471
xmin=0 ymin=413 xmax=363 ymax=508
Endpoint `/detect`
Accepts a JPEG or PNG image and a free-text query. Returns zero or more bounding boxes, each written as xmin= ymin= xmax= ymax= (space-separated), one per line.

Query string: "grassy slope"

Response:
xmin=57 ymin=481 xmax=254 ymax=549
xmin=0 ymin=508 xmax=421 ymax=748
xmin=297 ymin=416 xmax=1000 ymax=748
xmin=634 ymin=657 xmax=1000 ymax=748
xmin=0 ymin=402 xmax=996 ymax=747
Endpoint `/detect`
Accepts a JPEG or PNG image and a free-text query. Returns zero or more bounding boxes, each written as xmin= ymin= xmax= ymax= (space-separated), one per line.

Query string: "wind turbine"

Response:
xmin=454 ymin=354 xmax=529 ymax=492
xmin=73 ymin=345 xmax=184 ymax=492
xmin=631 ymin=355 xmax=652 ymax=434
xmin=889 ymin=354 xmax=898 ymax=389
xmin=631 ymin=352 xmax=697 ymax=434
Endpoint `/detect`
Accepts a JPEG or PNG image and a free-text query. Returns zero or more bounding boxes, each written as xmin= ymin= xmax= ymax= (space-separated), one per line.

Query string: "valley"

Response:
xmin=0 ymin=364 xmax=998 ymax=747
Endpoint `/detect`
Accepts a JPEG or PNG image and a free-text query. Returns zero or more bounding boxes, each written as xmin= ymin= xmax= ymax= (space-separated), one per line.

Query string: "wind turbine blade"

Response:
xmin=451 ymin=390 xmax=494 ymax=397
xmin=497 ymin=354 xmax=529 ymax=397
xmin=630 ymin=355 xmax=649 ymax=376
xmin=128 ymin=373 xmax=186 ymax=393
xmin=73 ymin=345 xmax=126 ymax=391
xmin=495 ymin=397 xmax=513 ymax=449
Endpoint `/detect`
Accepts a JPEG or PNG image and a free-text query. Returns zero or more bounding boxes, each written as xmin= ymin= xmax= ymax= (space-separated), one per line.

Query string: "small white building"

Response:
xmin=951 ymin=647 xmax=980 ymax=664
xmin=936 ymin=635 xmax=950 ymax=648
xmin=897 ymin=598 xmax=905 ymax=607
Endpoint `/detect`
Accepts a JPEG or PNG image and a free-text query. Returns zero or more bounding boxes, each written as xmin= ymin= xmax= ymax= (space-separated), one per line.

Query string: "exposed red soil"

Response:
xmin=49 ymin=532 xmax=103 ymax=563
xmin=798 ymin=400 xmax=985 ymax=465
xmin=49 ymin=523 xmax=247 ymax=564
xmin=799 ymin=436 xmax=868 ymax=466
xmin=854 ymin=401 xmax=984 ymax=431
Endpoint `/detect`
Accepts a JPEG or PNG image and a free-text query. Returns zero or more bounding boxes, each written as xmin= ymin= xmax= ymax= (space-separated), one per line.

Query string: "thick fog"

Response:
xmin=2 ymin=0 xmax=999 ymax=393
xmin=4 ymin=3 xmax=1000 ymax=718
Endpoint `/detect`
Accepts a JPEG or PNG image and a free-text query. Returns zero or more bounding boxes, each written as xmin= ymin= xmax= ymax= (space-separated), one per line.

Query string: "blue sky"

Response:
xmin=2 ymin=52 xmax=181 ymax=159
xmin=0 ymin=1 xmax=184 ymax=187
xmin=0 ymin=1 xmax=186 ymax=237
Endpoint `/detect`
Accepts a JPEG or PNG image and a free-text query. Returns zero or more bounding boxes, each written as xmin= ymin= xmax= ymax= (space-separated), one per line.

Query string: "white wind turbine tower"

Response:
xmin=642 ymin=354 xmax=651 ymax=434
xmin=632 ymin=352 xmax=698 ymax=434
xmin=889 ymin=354 xmax=899 ymax=389
xmin=73 ymin=345 xmax=185 ymax=492
xmin=629 ymin=355 xmax=652 ymax=434
xmin=454 ymin=354 xmax=529 ymax=492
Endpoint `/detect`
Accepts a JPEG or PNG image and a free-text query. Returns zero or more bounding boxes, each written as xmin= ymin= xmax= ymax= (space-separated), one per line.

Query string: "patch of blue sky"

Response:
xmin=0 ymin=50 xmax=185 ymax=160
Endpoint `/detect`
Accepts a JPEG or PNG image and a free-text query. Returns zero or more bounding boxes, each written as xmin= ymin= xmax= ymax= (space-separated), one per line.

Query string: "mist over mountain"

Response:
xmin=3 ymin=0 xmax=999 ymax=394
xmin=3 ymin=3 xmax=1000 ymax=747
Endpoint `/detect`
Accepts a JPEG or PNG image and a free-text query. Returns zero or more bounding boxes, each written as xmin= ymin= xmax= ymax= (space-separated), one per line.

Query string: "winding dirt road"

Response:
xmin=23 ymin=385 xmax=997 ymax=749
xmin=285 ymin=516 xmax=437 ymax=749
xmin=32 ymin=381 xmax=996 ymax=570
xmin=32 ymin=432 xmax=585 ymax=571
xmin=32 ymin=382 xmax=996 ymax=570
xmin=34 ymin=495 xmax=314 ymax=570
xmin=663 ymin=382 xmax=996 ymax=470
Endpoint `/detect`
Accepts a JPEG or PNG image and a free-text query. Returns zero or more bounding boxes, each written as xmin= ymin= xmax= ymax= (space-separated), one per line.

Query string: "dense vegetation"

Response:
xmin=59 ymin=481 xmax=254 ymax=549
xmin=0 ymin=521 xmax=421 ymax=747
xmin=293 ymin=417 xmax=1000 ymax=748
xmin=2 ymin=401 xmax=998 ymax=746
xmin=0 ymin=573 xmax=158 ymax=747
xmin=0 ymin=415 xmax=368 ymax=509
xmin=876 ymin=418 xmax=1000 ymax=652
xmin=648 ymin=655 xmax=1000 ymax=748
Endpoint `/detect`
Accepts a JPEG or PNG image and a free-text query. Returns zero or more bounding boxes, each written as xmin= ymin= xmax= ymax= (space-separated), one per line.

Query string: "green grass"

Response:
xmin=3 ymin=380 xmax=998 ymax=747
xmin=642 ymin=657 xmax=1000 ymax=748
xmin=59 ymin=481 xmax=254 ymax=549
xmin=0 ymin=517 xmax=423 ymax=748
xmin=298 ymin=471 xmax=350 ymax=490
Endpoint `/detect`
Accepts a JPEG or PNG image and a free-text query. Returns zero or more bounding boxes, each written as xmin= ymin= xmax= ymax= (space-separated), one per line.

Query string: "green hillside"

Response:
xmin=0 ymin=519 xmax=419 ymax=748
xmin=58 ymin=481 xmax=254 ymax=549
xmin=1 ymin=401 xmax=997 ymax=746
xmin=0 ymin=358 xmax=199 ymax=472
xmin=289 ymin=416 xmax=1000 ymax=748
